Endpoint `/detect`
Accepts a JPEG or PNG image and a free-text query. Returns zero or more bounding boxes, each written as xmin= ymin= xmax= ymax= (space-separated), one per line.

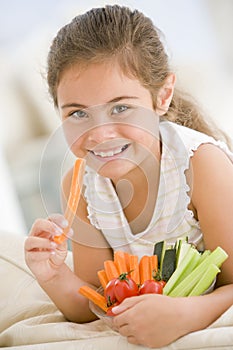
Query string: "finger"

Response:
xmin=25 ymin=250 xmax=52 ymax=263
xmin=24 ymin=236 xmax=57 ymax=252
xmin=48 ymin=214 xmax=69 ymax=229
xmin=127 ymin=336 xmax=139 ymax=346
xmin=113 ymin=310 xmax=130 ymax=330
xmin=53 ymin=227 xmax=74 ymax=243
xmin=48 ymin=215 xmax=73 ymax=244
xmin=112 ymin=295 xmax=144 ymax=315
xmin=116 ymin=322 xmax=143 ymax=347
xmin=116 ymin=323 xmax=131 ymax=337
xmin=29 ymin=218 xmax=63 ymax=238
xmin=49 ymin=248 xmax=67 ymax=267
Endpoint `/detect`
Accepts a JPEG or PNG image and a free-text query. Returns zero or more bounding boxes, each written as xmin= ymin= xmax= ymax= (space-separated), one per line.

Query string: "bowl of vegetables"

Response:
xmin=79 ymin=237 xmax=227 ymax=327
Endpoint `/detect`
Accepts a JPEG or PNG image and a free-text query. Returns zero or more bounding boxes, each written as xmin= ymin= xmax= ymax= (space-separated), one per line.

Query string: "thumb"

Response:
xmin=111 ymin=295 xmax=143 ymax=315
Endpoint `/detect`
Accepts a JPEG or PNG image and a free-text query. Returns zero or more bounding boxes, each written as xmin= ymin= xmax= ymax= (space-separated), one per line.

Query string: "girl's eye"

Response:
xmin=69 ymin=109 xmax=88 ymax=120
xmin=111 ymin=105 xmax=129 ymax=115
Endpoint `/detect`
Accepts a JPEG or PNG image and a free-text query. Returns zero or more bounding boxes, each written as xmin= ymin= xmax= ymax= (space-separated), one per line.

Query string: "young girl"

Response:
xmin=24 ymin=5 xmax=233 ymax=348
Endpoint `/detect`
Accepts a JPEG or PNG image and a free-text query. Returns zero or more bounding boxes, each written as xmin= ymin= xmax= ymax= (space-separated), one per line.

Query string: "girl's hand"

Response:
xmin=112 ymin=293 xmax=197 ymax=348
xmin=24 ymin=214 xmax=73 ymax=283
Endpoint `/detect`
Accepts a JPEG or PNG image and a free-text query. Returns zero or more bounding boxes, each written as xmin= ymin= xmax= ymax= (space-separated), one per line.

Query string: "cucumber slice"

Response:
xmin=161 ymin=249 xmax=176 ymax=282
xmin=153 ymin=240 xmax=165 ymax=269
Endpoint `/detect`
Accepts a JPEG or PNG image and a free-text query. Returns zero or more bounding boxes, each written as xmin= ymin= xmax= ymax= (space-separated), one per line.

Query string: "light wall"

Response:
xmin=0 ymin=0 xmax=232 ymax=233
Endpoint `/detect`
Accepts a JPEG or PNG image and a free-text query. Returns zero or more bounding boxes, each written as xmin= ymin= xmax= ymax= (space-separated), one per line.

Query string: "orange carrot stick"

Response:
xmin=104 ymin=260 xmax=119 ymax=281
xmin=139 ymin=255 xmax=151 ymax=284
xmin=54 ymin=158 xmax=86 ymax=244
xmin=150 ymin=255 xmax=158 ymax=279
xmin=129 ymin=254 xmax=140 ymax=285
xmin=124 ymin=252 xmax=130 ymax=272
xmin=78 ymin=285 xmax=107 ymax=312
xmin=97 ymin=269 xmax=109 ymax=289
xmin=114 ymin=251 xmax=128 ymax=274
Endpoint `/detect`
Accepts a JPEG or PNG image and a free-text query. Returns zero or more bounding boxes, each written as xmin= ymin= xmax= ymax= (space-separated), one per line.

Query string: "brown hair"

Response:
xmin=47 ymin=4 xmax=230 ymax=146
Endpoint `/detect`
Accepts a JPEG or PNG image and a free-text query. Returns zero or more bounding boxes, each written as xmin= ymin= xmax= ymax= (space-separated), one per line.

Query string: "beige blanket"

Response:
xmin=0 ymin=233 xmax=233 ymax=350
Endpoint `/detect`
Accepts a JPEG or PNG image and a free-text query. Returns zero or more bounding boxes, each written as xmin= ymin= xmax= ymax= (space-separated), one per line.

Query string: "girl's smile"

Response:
xmin=89 ymin=143 xmax=130 ymax=159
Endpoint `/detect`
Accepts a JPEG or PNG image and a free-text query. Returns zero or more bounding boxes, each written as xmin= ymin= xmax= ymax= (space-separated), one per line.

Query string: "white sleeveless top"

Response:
xmin=83 ymin=121 xmax=233 ymax=260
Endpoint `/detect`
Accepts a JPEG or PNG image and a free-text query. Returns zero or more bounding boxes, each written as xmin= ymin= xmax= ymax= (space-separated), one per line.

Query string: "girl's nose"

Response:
xmin=86 ymin=123 xmax=118 ymax=144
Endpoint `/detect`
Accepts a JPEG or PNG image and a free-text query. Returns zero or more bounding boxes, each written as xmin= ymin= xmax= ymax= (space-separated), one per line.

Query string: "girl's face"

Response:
xmin=57 ymin=62 xmax=160 ymax=181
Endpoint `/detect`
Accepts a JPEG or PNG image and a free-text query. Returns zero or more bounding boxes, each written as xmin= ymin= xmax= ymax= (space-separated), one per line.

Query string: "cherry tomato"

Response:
xmin=159 ymin=280 xmax=166 ymax=288
xmin=106 ymin=301 xmax=120 ymax=316
xmin=114 ymin=273 xmax=139 ymax=303
xmin=104 ymin=278 xmax=117 ymax=306
xmin=139 ymin=279 xmax=163 ymax=295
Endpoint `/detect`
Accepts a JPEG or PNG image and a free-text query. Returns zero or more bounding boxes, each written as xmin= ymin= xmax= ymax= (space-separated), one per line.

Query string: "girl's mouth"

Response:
xmin=90 ymin=144 xmax=130 ymax=159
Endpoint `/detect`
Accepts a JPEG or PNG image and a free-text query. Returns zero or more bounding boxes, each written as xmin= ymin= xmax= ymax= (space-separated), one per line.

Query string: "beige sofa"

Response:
xmin=1 ymin=233 xmax=233 ymax=350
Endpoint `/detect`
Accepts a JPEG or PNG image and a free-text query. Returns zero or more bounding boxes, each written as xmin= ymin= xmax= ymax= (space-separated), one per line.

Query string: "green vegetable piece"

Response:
xmin=188 ymin=264 xmax=219 ymax=296
xmin=175 ymin=249 xmax=201 ymax=284
xmin=153 ymin=241 xmax=165 ymax=270
xmin=197 ymin=250 xmax=211 ymax=265
xmin=167 ymin=246 xmax=228 ymax=297
xmin=176 ymin=240 xmax=191 ymax=268
xmin=163 ymin=247 xmax=199 ymax=295
xmin=161 ymin=249 xmax=176 ymax=282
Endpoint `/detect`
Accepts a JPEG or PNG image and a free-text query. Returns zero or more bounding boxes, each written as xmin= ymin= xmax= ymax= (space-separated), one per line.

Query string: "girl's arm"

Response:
xmin=25 ymin=168 xmax=112 ymax=323
xmin=112 ymin=143 xmax=233 ymax=348
xmin=190 ymin=143 xmax=233 ymax=286
xmin=35 ymin=210 xmax=112 ymax=323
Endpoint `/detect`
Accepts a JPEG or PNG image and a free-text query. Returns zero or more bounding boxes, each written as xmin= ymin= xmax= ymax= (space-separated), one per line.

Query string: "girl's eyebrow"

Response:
xmin=60 ymin=96 xmax=139 ymax=109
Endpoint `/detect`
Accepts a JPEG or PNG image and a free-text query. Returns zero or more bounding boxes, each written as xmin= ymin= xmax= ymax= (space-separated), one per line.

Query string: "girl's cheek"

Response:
xmin=62 ymin=121 xmax=84 ymax=146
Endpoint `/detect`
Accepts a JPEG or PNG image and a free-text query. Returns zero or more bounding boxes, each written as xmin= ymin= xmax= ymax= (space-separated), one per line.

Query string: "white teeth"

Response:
xmin=93 ymin=146 xmax=125 ymax=158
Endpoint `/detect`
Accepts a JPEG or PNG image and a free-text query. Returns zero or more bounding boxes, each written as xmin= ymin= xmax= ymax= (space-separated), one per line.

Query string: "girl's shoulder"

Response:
xmin=160 ymin=121 xmax=233 ymax=162
xmin=160 ymin=120 xmax=216 ymax=145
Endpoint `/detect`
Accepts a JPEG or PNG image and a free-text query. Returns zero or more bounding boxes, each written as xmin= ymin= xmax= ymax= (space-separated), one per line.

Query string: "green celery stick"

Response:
xmin=198 ymin=250 xmax=211 ymax=265
xmin=188 ymin=264 xmax=220 ymax=296
xmin=175 ymin=236 xmax=188 ymax=254
xmin=163 ymin=247 xmax=198 ymax=295
xmin=167 ymin=246 xmax=228 ymax=297
xmin=175 ymin=249 xmax=200 ymax=284
xmin=176 ymin=240 xmax=191 ymax=268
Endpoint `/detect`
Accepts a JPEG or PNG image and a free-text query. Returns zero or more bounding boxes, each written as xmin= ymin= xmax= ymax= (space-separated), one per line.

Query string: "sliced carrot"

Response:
xmin=150 ymin=255 xmax=158 ymax=279
xmin=124 ymin=252 xmax=130 ymax=272
xmin=78 ymin=285 xmax=107 ymax=312
xmin=54 ymin=158 xmax=86 ymax=244
xmin=129 ymin=254 xmax=140 ymax=285
xmin=97 ymin=269 xmax=108 ymax=289
xmin=52 ymin=234 xmax=66 ymax=245
xmin=139 ymin=255 xmax=151 ymax=284
xmin=114 ymin=251 xmax=128 ymax=275
xmin=104 ymin=260 xmax=119 ymax=281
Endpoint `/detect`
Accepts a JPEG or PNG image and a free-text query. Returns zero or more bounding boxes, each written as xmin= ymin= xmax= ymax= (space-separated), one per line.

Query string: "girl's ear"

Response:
xmin=156 ymin=73 xmax=176 ymax=116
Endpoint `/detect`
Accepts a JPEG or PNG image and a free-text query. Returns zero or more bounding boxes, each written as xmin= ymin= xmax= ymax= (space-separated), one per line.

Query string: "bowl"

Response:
xmin=202 ymin=278 xmax=216 ymax=295
xmin=89 ymin=287 xmax=115 ymax=329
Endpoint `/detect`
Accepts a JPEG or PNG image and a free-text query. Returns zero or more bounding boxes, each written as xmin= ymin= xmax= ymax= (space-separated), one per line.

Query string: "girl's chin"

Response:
xmin=91 ymin=158 xmax=135 ymax=179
